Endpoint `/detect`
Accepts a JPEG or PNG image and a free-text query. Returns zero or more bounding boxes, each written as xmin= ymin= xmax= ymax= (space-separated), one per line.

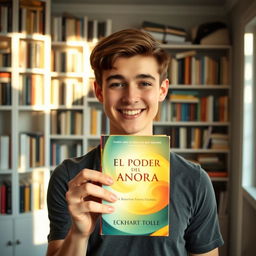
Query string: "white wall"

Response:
xmin=52 ymin=3 xmax=229 ymax=36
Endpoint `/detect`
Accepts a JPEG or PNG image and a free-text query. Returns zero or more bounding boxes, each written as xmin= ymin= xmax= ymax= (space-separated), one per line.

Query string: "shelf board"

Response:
xmin=169 ymin=85 xmax=230 ymax=89
xmin=50 ymin=105 xmax=84 ymax=110
xmin=0 ymin=67 xmax=12 ymax=72
xmin=52 ymin=41 xmax=86 ymax=47
xmin=18 ymin=33 xmax=47 ymax=41
xmin=154 ymin=121 xmax=230 ymax=126
xmin=87 ymin=135 xmax=100 ymax=140
xmin=51 ymin=71 xmax=85 ymax=78
xmin=0 ymin=169 xmax=12 ymax=174
xmin=0 ymin=106 xmax=12 ymax=110
xmin=19 ymin=67 xmax=46 ymax=74
xmin=160 ymin=44 xmax=231 ymax=50
xmin=0 ymin=32 xmax=13 ymax=38
xmin=87 ymin=97 xmax=99 ymax=103
xmin=18 ymin=105 xmax=46 ymax=111
xmin=50 ymin=135 xmax=84 ymax=140
xmin=171 ymin=148 xmax=230 ymax=153
xmin=0 ymin=214 xmax=13 ymax=218
xmin=18 ymin=166 xmax=48 ymax=173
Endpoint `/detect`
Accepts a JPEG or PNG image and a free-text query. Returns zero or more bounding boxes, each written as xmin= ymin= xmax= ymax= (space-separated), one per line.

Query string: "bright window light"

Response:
xmin=242 ymin=31 xmax=255 ymax=187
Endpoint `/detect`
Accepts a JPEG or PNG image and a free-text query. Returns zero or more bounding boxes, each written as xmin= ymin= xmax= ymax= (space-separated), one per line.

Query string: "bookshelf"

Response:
xmin=0 ymin=6 xmax=112 ymax=255
xmin=154 ymin=44 xmax=231 ymax=256
xmin=0 ymin=0 xmax=51 ymax=255
xmin=49 ymin=13 xmax=111 ymax=169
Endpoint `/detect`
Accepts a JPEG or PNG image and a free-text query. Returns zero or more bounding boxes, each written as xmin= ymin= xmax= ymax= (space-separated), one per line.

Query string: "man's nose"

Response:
xmin=122 ymin=85 xmax=139 ymax=104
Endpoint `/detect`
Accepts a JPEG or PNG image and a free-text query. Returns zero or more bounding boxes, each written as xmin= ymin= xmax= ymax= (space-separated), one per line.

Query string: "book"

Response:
xmin=101 ymin=135 xmax=170 ymax=236
xmin=175 ymin=50 xmax=197 ymax=59
xmin=142 ymin=21 xmax=187 ymax=37
xmin=144 ymin=30 xmax=186 ymax=44
xmin=0 ymin=135 xmax=10 ymax=170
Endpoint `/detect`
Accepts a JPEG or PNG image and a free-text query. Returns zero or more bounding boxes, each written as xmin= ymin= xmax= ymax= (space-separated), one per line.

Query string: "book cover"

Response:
xmin=101 ymin=135 xmax=170 ymax=236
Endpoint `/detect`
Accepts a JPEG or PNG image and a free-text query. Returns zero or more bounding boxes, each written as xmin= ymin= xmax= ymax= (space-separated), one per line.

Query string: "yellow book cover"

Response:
xmin=101 ymin=135 xmax=170 ymax=236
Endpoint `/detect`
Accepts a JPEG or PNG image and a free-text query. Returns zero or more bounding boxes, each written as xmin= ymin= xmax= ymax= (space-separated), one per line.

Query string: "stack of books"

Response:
xmin=142 ymin=21 xmax=188 ymax=44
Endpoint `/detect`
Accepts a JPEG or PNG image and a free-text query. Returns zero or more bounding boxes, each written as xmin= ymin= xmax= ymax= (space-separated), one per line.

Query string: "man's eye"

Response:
xmin=140 ymin=81 xmax=152 ymax=87
xmin=109 ymin=82 xmax=125 ymax=88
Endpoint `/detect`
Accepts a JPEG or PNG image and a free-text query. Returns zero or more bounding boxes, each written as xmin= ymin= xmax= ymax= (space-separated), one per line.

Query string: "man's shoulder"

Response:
xmin=170 ymin=152 xmax=210 ymax=185
xmin=171 ymin=152 xmax=201 ymax=174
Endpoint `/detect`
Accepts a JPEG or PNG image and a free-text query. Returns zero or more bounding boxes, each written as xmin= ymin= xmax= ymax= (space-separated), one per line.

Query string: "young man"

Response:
xmin=46 ymin=29 xmax=224 ymax=256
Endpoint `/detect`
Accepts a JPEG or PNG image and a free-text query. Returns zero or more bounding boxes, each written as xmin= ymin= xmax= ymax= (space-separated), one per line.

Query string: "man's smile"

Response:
xmin=117 ymin=108 xmax=146 ymax=117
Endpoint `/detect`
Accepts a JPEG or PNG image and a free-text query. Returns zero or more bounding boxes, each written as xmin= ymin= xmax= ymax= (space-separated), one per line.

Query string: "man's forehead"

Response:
xmin=102 ymin=56 xmax=160 ymax=81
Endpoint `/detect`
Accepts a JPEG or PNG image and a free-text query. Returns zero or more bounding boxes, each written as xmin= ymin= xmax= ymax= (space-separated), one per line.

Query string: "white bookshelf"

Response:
xmin=0 ymin=0 xmax=50 ymax=255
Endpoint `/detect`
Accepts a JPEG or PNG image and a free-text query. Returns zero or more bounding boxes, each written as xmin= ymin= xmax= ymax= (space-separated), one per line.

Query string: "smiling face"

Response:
xmin=94 ymin=55 xmax=169 ymax=135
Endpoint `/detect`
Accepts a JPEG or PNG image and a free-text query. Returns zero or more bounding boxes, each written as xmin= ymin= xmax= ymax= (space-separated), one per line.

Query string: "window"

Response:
xmin=242 ymin=17 xmax=256 ymax=195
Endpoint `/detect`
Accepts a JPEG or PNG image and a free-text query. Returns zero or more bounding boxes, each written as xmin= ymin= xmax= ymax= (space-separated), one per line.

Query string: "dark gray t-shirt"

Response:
xmin=47 ymin=146 xmax=224 ymax=255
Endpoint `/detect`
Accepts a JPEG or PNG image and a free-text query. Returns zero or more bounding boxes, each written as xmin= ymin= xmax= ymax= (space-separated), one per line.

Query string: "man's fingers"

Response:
xmin=69 ymin=200 xmax=115 ymax=214
xmin=66 ymin=182 xmax=118 ymax=204
xmin=68 ymin=169 xmax=113 ymax=188
xmin=83 ymin=201 xmax=115 ymax=214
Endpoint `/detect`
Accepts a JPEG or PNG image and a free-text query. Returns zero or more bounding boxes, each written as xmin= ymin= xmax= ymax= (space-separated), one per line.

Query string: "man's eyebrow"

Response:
xmin=106 ymin=74 xmax=125 ymax=82
xmin=135 ymin=74 xmax=156 ymax=80
xmin=106 ymin=73 xmax=156 ymax=82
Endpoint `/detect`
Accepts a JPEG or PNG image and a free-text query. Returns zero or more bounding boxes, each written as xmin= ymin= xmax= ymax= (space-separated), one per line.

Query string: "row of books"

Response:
xmin=142 ymin=21 xmax=188 ymax=44
xmin=0 ymin=180 xmax=11 ymax=214
xmin=51 ymin=78 xmax=84 ymax=106
xmin=169 ymin=51 xmax=229 ymax=85
xmin=51 ymin=48 xmax=83 ymax=73
xmin=90 ymin=108 xmax=109 ymax=136
xmin=19 ymin=179 xmax=44 ymax=213
xmin=0 ymin=135 xmax=10 ymax=170
xmin=19 ymin=39 xmax=44 ymax=69
xmin=19 ymin=74 xmax=44 ymax=105
xmin=50 ymin=141 xmax=82 ymax=166
xmin=0 ymin=44 xmax=11 ymax=67
xmin=51 ymin=110 xmax=83 ymax=135
xmin=19 ymin=1 xmax=45 ymax=35
xmin=19 ymin=133 xmax=44 ymax=170
xmin=156 ymin=94 xmax=228 ymax=122
xmin=154 ymin=126 xmax=228 ymax=149
xmin=51 ymin=15 xmax=112 ymax=42
xmin=0 ymin=2 xmax=12 ymax=33
xmin=187 ymin=154 xmax=228 ymax=178
xmin=0 ymin=72 xmax=11 ymax=105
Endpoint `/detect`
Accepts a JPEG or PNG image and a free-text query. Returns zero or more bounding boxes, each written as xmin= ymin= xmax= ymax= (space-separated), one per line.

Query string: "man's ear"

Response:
xmin=94 ymin=81 xmax=103 ymax=103
xmin=159 ymin=79 xmax=169 ymax=102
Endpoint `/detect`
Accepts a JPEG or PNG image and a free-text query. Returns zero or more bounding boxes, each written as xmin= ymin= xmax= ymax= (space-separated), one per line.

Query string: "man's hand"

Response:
xmin=65 ymin=168 xmax=118 ymax=237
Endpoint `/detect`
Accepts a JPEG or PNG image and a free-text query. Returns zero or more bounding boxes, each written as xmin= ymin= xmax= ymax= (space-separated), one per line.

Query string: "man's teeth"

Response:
xmin=122 ymin=109 xmax=141 ymax=116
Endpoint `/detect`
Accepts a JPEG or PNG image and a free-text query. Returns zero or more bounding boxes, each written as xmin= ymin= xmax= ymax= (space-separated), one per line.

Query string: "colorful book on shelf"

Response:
xmin=0 ymin=2 xmax=12 ymax=33
xmin=169 ymin=91 xmax=199 ymax=102
xmin=0 ymin=183 xmax=6 ymax=214
xmin=19 ymin=180 xmax=32 ymax=213
xmin=101 ymin=135 xmax=170 ymax=236
xmin=19 ymin=132 xmax=44 ymax=169
xmin=0 ymin=135 xmax=10 ymax=169
xmin=207 ymin=171 xmax=228 ymax=178
xmin=197 ymin=154 xmax=220 ymax=163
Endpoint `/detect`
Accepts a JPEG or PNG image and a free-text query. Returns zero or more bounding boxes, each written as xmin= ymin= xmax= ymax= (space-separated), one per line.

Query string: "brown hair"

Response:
xmin=90 ymin=28 xmax=170 ymax=86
